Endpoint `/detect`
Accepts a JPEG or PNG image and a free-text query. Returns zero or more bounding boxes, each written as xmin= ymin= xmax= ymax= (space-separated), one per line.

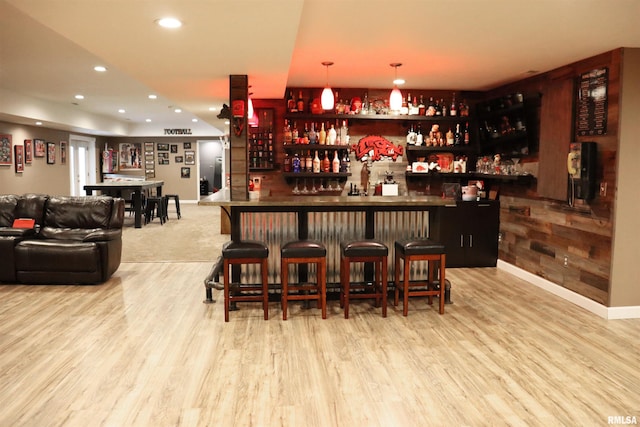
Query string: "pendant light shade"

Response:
xmin=247 ymin=89 xmax=259 ymax=127
xmin=389 ymin=63 xmax=403 ymax=112
xmin=321 ymin=61 xmax=334 ymax=110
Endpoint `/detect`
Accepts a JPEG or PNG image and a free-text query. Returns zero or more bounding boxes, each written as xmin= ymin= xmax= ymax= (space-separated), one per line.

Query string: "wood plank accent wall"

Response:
xmin=492 ymin=49 xmax=621 ymax=305
xmin=229 ymin=75 xmax=249 ymax=201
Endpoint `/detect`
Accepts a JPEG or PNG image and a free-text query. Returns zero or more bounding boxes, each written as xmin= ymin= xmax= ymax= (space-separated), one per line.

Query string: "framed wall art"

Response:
xmin=34 ymin=139 xmax=45 ymax=157
xmin=47 ymin=142 xmax=56 ymax=164
xmin=14 ymin=145 xmax=24 ymax=172
xmin=157 ymin=143 xmax=169 ymax=151
xmin=0 ymin=134 xmax=12 ymax=165
xmin=60 ymin=141 xmax=67 ymax=165
xmin=181 ymin=167 xmax=191 ymax=178
xmin=119 ymin=142 xmax=142 ymax=169
xmin=175 ymin=155 xmax=184 ymax=163
xmin=185 ymin=150 xmax=195 ymax=165
xmin=183 ymin=142 xmax=191 ymax=149
xmin=24 ymin=139 xmax=33 ymax=164
xmin=170 ymin=144 xmax=178 ymax=153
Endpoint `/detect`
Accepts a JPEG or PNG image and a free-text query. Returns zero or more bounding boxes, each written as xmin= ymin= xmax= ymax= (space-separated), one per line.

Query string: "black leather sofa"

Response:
xmin=0 ymin=194 xmax=124 ymax=284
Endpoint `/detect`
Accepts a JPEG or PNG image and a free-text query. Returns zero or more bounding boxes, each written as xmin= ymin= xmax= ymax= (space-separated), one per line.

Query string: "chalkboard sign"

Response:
xmin=576 ymin=68 xmax=608 ymax=137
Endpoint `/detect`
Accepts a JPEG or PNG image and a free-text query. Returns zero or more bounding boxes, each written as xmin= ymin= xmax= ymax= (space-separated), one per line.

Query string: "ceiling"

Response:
xmin=2 ymin=0 xmax=640 ymax=136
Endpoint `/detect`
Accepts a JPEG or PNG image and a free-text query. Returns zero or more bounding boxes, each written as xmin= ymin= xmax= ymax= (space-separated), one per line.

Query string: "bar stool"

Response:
xmin=280 ymin=240 xmax=327 ymax=320
xmin=394 ymin=238 xmax=446 ymax=316
xmin=165 ymin=194 xmax=181 ymax=219
xmin=144 ymin=195 xmax=167 ymax=225
xmin=222 ymin=240 xmax=269 ymax=322
xmin=339 ymin=239 xmax=388 ymax=319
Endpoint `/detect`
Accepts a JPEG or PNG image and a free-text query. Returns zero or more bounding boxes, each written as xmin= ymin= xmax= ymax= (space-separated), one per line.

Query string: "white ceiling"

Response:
xmin=2 ymin=0 xmax=640 ymax=136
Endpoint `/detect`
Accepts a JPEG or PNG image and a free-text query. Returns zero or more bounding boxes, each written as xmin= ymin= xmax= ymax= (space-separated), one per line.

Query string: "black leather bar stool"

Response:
xmin=164 ymin=194 xmax=181 ymax=219
xmin=280 ymin=240 xmax=327 ymax=320
xmin=144 ymin=195 xmax=167 ymax=225
xmin=339 ymin=239 xmax=388 ymax=319
xmin=394 ymin=238 xmax=446 ymax=316
xmin=222 ymin=240 xmax=269 ymax=322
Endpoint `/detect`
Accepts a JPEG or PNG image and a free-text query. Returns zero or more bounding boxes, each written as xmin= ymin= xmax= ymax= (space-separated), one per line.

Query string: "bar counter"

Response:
xmin=201 ymin=193 xmax=454 ymax=286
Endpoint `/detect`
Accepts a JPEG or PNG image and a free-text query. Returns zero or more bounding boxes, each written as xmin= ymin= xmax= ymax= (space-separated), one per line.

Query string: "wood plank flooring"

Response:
xmin=1 ymin=263 xmax=639 ymax=426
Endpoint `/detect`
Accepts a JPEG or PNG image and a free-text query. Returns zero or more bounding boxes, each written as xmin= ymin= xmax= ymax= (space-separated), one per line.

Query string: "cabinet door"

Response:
xmin=465 ymin=202 xmax=499 ymax=267
xmin=436 ymin=204 xmax=467 ymax=267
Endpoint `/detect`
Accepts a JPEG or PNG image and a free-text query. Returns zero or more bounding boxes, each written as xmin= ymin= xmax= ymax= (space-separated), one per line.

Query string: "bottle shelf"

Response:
xmin=283 ymin=144 xmax=351 ymax=151
xmin=405 ymin=145 xmax=477 ymax=153
xmin=283 ymin=172 xmax=351 ymax=179
xmin=406 ymin=171 xmax=535 ymax=182
xmin=285 ymin=113 xmax=470 ymax=123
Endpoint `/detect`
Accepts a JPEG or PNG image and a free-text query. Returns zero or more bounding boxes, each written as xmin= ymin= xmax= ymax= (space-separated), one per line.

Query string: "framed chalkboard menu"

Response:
xmin=576 ymin=67 xmax=608 ymax=137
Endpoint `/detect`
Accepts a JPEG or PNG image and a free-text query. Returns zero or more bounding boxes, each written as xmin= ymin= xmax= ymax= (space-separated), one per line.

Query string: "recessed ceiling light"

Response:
xmin=75 ymin=94 xmax=84 ymax=100
xmin=94 ymin=65 xmax=107 ymax=72
xmin=35 ymin=121 xmax=42 ymax=126
xmin=192 ymin=118 xmax=198 ymax=122
xmin=224 ymin=120 xmax=230 ymax=125
xmin=156 ymin=17 xmax=182 ymax=29
xmin=145 ymin=119 xmax=152 ymax=122
xmin=174 ymin=108 xmax=182 ymax=113
xmin=393 ymin=78 xmax=405 ymax=85
xmin=118 ymin=109 xmax=126 ymax=113
xmin=148 ymin=94 xmax=157 ymax=99
xmin=208 ymin=107 xmax=217 ymax=111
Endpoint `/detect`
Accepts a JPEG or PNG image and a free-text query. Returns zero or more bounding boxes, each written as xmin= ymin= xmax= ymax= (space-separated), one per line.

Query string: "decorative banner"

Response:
xmin=24 ymin=139 xmax=33 ymax=163
xmin=352 ymin=135 xmax=403 ymax=162
xmin=164 ymin=128 xmax=192 ymax=135
xmin=14 ymin=145 xmax=24 ymax=173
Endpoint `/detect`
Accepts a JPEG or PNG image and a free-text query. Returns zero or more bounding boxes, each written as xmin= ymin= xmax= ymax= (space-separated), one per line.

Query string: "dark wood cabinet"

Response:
xmin=434 ymin=201 xmax=499 ymax=267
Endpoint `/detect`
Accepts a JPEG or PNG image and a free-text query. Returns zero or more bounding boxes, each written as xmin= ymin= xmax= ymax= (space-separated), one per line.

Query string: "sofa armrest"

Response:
xmin=83 ymin=229 xmax=122 ymax=242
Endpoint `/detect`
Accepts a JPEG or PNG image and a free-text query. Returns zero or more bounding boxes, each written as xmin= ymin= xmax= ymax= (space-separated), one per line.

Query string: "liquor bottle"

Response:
xmin=410 ymin=96 xmax=419 ymax=115
xmin=401 ymin=94 xmax=409 ymax=115
xmin=332 ymin=150 xmax=340 ymax=173
xmin=319 ymin=122 xmax=327 ymax=145
xmin=297 ymin=90 xmax=305 ymax=113
xmin=287 ymin=90 xmax=296 ymax=113
xmin=303 ymin=123 xmax=309 ymax=144
xmin=361 ymin=92 xmax=369 ymax=115
xmin=446 ymin=128 xmax=454 ymax=146
xmin=292 ymin=153 xmax=301 ymax=172
xmin=313 ymin=150 xmax=321 ymax=173
xmin=345 ymin=153 xmax=351 ymax=173
xmin=464 ymin=122 xmax=470 ymax=144
xmin=418 ymin=95 xmax=426 ymax=116
xmin=292 ymin=121 xmax=299 ymax=143
xmin=454 ymin=123 xmax=462 ymax=145
xmin=406 ymin=125 xmax=416 ymax=145
xmin=283 ymin=152 xmax=291 ymax=172
xmin=340 ymin=151 xmax=348 ymax=173
xmin=308 ymin=122 xmax=317 ymax=144
xmin=450 ymin=93 xmax=457 ymax=116
xmin=327 ymin=124 xmax=337 ymax=145
xmin=305 ymin=150 xmax=313 ymax=171
xmin=426 ymin=97 xmax=436 ymax=116
xmin=322 ymin=150 xmax=330 ymax=172
xmin=283 ymin=119 xmax=292 ymax=144
xmin=416 ymin=124 xmax=423 ymax=146
xmin=339 ymin=120 xmax=348 ymax=146
xmin=435 ymin=98 xmax=442 ymax=116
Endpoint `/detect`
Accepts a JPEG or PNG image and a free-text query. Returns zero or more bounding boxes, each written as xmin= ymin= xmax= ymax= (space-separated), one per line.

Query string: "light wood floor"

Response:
xmin=1 ymin=263 xmax=639 ymax=426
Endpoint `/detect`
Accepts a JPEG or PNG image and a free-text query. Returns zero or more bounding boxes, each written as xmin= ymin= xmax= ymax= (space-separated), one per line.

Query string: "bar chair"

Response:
xmin=280 ymin=240 xmax=327 ymax=320
xmin=394 ymin=238 xmax=446 ymax=316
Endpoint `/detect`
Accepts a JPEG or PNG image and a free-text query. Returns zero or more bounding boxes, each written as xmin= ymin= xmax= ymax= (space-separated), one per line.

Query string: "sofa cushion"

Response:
xmin=15 ymin=194 xmax=49 ymax=227
xmin=0 ymin=195 xmax=19 ymax=227
xmin=44 ymin=196 xmax=113 ymax=230
xmin=15 ymin=239 xmax=100 ymax=273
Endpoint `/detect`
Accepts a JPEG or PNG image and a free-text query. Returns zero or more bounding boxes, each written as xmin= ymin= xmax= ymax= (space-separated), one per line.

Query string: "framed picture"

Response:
xmin=34 ymin=139 xmax=45 ymax=157
xmin=175 ymin=155 xmax=184 ymax=163
xmin=119 ymin=142 xmax=142 ymax=169
xmin=185 ymin=150 xmax=195 ymax=165
xmin=157 ymin=143 xmax=169 ymax=151
xmin=170 ymin=144 xmax=178 ymax=153
xmin=145 ymin=170 xmax=155 ymax=178
xmin=24 ymin=139 xmax=33 ymax=164
xmin=47 ymin=142 xmax=56 ymax=164
xmin=60 ymin=141 xmax=67 ymax=165
xmin=183 ymin=142 xmax=191 ymax=149
xmin=14 ymin=145 xmax=24 ymax=173
xmin=181 ymin=167 xmax=191 ymax=178
xmin=0 ymin=134 xmax=12 ymax=165
xmin=144 ymin=142 xmax=154 ymax=151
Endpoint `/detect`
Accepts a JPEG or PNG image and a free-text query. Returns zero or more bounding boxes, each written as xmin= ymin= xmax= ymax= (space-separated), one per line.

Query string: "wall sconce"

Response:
xmin=321 ymin=61 xmax=334 ymax=111
xmin=389 ymin=63 xmax=403 ymax=112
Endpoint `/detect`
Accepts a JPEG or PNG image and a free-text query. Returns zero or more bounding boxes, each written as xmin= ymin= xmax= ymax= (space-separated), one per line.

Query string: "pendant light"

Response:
xmin=248 ymin=89 xmax=259 ymax=127
xmin=321 ymin=61 xmax=334 ymax=110
xmin=389 ymin=63 xmax=403 ymax=112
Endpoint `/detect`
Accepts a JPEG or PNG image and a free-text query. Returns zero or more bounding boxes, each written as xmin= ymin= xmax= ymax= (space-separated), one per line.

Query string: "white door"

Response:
xmin=69 ymin=134 xmax=97 ymax=196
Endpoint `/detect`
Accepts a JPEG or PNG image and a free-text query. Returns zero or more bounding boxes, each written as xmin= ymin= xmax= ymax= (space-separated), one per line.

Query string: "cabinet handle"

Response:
xmin=469 ymin=234 xmax=473 ymax=247
xmin=478 ymin=204 xmax=491 ymax=207
xmin=460 ymin=234 xmax=464 ymax=247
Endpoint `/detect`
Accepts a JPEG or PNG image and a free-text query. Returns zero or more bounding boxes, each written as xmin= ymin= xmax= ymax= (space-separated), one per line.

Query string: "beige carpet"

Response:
xmin=121 ymin=204 xmax=229 ymax=262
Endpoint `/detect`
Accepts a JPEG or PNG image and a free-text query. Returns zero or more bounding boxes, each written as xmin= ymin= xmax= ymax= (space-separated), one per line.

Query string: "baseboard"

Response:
xmin=497 ymin=260 xmax=640 ymax=320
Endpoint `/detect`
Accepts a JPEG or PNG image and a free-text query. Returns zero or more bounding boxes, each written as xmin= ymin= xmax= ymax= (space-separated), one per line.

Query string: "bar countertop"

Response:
xmin=198 ymin=192 xmax=455 ymax=208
